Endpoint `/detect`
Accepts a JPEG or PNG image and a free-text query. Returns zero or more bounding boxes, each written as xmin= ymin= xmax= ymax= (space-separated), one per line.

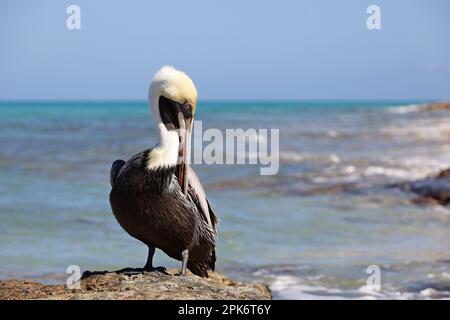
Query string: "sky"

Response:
xmin=1 ymin=0 xmax=449 ymax=100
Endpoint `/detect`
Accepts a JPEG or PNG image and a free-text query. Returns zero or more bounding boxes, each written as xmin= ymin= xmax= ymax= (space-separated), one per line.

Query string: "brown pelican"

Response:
xmin=109 ymin=66 xmax=218 ymax=277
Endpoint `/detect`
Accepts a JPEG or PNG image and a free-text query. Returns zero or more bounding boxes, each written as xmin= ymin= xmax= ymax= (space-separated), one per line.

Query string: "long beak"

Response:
xmin=177 ymin=113 xmax=193 ymax=195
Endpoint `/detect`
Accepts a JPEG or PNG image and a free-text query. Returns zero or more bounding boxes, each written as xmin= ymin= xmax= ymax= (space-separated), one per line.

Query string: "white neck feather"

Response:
xmin=146 ymin=123 xmax=179 ymax=170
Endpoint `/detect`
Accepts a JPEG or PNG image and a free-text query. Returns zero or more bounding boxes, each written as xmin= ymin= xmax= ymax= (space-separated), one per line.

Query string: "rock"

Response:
xmin=0 ymin=269 xmax=271 ymax=300
xmin=396 ymin=168 xmax=450 ymax=206
xmin=436 ymin=168 xmax=450 ymax=178
xmin=422 ymin=102 xmax=450 ymax=111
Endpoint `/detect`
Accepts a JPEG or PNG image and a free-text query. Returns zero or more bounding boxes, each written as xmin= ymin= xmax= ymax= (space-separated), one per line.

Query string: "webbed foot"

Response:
xmin=144 ymin=266 xmax=168 ymax=274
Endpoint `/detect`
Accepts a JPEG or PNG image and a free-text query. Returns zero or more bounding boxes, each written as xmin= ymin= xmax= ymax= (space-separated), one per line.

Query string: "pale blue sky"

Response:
xmin=1 ymin=0 xmax=449 ymax=100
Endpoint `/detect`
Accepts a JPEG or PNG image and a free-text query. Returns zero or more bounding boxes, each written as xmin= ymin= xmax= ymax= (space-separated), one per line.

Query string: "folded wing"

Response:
xmin=187 ymin=168 xmax=218 ymax=234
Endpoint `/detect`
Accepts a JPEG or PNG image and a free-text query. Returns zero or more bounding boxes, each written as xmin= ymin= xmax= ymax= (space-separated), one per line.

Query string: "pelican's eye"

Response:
xmin=181 ymin=102 xmax=193 ymax=118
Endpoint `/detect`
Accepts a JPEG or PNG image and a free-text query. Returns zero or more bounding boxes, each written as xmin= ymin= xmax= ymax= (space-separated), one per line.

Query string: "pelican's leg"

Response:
xmin=180 ymin=249 xmax=189 ymax=276
xmin=143 ymin=246 xmax=167 ymax=273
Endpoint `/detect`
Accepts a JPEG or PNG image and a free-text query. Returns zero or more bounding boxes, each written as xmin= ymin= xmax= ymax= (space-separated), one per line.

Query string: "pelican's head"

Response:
xmin=149 ymin=65 xmax=198 ymax=127
xmin=148 ymin=66 xmax=198 ymax=193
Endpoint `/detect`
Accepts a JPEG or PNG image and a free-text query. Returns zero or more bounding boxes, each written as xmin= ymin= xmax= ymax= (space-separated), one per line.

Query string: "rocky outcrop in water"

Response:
xmin=422 ymin=102 xmax=450 ymax=112
xmin=0 ymin=269 xmax=271 ymax=300
xmin=396 ymin=168 xmax=450 ymax=206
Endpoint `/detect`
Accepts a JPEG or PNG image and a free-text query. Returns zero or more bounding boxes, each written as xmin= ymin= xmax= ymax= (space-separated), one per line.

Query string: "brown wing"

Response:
xmin=187 ymin=167 xmax=218 ymax=234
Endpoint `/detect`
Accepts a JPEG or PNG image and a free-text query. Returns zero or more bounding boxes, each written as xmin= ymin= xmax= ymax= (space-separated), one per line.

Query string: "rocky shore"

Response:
xmin=0 ymin=269 xmax=271 ymax=300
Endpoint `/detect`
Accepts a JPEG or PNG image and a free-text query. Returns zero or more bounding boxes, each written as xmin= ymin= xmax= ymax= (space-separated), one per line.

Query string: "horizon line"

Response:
xmin=0 ymin=98 xmax=441 ymax=104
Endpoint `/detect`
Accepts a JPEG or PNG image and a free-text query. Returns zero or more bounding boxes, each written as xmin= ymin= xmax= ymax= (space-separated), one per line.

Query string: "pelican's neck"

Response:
xmin=146 ymin=123 xmax=179 ymax=170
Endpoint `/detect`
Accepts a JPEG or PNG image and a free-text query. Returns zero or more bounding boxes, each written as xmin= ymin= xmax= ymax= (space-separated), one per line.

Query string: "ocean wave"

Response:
xmin=363 ymin=166 xmax=411 ymax=179
xmin=278 ymin=151 xmax=308 ymax=163
xmin=387 ymin=104 xmax=423 ymax=114
xmin=261 ymin=273 xmax=450 ymax=300
xmin=381 ymin=118 xmax=450 ymax=141
xmin=271 ymin=275 xmax=357 ymax=299
xmin=268 ymin=274 xmax=420 ymax=300
xmin=386 ymin=156 xmax=450 ymax=180
xmin=279 ymin=151 xmax=341 ymax=164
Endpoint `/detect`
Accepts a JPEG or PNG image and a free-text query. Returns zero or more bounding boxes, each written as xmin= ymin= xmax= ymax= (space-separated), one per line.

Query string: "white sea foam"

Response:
xmin=268 ymin=275 xmax=419 ymax=300
xmin=268 ymin=274 xmax=450 ymax=300
xmin=420 ymin=288 xmax=441 ymax=298
xmin=270 ymin=275 xmax=350 ymax=300
xmin=311 ymin=174 xmax=360 ymax=184
xmin=279 ymin=151 xmax=343 ymax=165
xmin=386 ymin=156 xmax=450 ymax=180
xmin=327 ymin=130 xmax=339 ymax=138
xmin=279 ymin=151 xmax=307 ymax=163
xmin=387 ymin=104 xmax=423 ymax=114
xmin=382 ymin=118 xmax=450 ymax=142
xmin=329 ymin=154 xmax=341 ymax=164
xmin=342 ymin=165 xmax=356 ymax=174
xmin=363 ymin=166 xmax=411 ymax=179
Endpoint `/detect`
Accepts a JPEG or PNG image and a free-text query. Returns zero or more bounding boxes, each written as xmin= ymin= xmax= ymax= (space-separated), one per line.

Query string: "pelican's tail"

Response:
xmin=110 ymin=159 xmax=126 ymax=187
xmin=188 ymin=226 xmax=216 ymax=278
xmin=187 ymin=248 xmax=216 ymax=277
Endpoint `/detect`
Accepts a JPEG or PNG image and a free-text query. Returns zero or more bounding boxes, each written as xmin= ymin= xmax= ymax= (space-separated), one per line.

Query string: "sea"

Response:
xmin=1 ymin=100 xmax=450 ymax=299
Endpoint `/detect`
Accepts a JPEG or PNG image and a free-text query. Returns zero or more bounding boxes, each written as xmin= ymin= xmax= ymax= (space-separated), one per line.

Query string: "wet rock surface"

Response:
xmin=0 ymin=269 xmax=271 ymax=300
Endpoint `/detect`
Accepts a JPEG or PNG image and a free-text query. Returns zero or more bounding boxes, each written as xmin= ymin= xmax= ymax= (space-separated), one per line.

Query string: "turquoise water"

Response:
xmin=1 ymin=101 xmax=450 ymax=299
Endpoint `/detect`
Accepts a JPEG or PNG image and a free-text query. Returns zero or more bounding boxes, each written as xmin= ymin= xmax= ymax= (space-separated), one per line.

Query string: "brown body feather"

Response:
xmin=109 ymin=149 xmax=217 ymax=277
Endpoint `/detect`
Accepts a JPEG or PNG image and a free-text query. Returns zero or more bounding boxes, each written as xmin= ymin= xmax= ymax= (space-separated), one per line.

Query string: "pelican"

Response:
xmin=109 ymin=66 xmax=218 ymax=277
